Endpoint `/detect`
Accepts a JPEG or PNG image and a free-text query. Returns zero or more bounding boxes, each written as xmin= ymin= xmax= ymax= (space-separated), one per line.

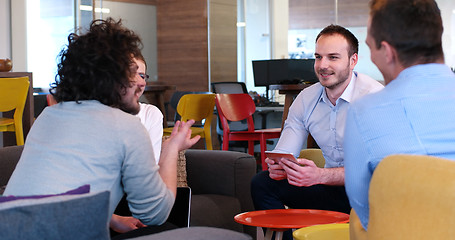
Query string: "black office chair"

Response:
xmin=211 ymin=82 xmax=248 ymax=94
xmin=211 ymin=82 xmax=252 ymax=152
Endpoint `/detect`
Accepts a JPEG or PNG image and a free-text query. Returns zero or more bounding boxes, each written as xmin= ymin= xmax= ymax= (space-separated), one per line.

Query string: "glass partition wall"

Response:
xmin=25 ymin=0 xmax=88 ymax=90
xmin=240 ymin=0 xmax=455 ymax=98
xmin=288 ymin=0 xmax=382 ymax=81
xmin=13 ymin=0 xmax=455 ymax=92
xmin=93 ymin=0 xmax=158 ymax=83
xmin=24 ymin=0 xmax=157 ymax=91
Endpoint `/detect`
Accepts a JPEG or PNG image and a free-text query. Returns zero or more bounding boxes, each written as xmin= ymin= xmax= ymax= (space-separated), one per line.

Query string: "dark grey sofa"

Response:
xmin=0 ymin=145 xmax=257 ymax=239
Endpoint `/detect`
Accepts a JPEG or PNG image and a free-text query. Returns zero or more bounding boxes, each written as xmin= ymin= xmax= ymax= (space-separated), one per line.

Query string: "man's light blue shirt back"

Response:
xmin=344 ymin=63 xmax=455 ymax=230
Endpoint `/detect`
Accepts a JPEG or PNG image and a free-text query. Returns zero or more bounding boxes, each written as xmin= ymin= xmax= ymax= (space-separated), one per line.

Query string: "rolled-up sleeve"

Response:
xmin=121 ymin=129 xmax=175 ymax=226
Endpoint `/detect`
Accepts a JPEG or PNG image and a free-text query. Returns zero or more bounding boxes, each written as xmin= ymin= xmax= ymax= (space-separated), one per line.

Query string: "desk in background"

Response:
xmin=256 ymin=106 xmax=284 ymax=129
xmin=0 ymin=72 xmax=34 ymax=146
xmin=142 ymin=82 xmax=176 ymax=128
xmin=269 ymin=83 xmax=313 ymax=129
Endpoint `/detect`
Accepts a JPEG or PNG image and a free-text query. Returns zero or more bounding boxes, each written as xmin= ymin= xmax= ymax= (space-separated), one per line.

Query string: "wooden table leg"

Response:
xmin=275 ymin=231 xmax=283 ymax=240
xmin=281 ymin=94 xmax=294 ymax=129
xmin=264 ymin=228 xmax=274 ymax=240
xmin=264 ymin=228 xmax=286 ymax=240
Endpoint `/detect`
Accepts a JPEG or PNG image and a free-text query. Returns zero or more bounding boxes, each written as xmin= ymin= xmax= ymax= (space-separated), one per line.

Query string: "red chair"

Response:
xmin=46 ymin=94 xmax=57 ymax=106
xmin=215 ymin=93 xmax=281 ymax=170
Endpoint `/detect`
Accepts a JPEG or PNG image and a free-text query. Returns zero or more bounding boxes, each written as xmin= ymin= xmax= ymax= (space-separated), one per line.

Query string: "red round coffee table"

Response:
xmin=234 ymin=209 xmax=349 ymax=240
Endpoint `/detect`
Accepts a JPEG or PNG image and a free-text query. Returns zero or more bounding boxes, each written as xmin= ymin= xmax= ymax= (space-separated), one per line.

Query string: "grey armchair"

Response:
xmin=185 ymin=149 xmax=257 ymax=238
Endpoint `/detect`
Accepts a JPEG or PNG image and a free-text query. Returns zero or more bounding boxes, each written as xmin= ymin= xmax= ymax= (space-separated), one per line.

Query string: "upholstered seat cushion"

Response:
xmin=0 ymin=191 xmax=110 ymax=240
xmin=128 ymin=226 xmax=252 ymax=240
xmin=190 ymin=194 xmax=243 ymax=232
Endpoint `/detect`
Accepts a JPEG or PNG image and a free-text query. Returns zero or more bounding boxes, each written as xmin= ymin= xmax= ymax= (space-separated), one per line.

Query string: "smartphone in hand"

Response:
xmin=265 ymin=151 xmax=298 ymax=164
xmin=265 ymin=151 xmax=308 ymax=167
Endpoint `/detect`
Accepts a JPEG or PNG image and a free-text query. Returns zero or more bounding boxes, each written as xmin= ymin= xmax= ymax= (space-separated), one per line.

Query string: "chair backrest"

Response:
xmin=176 ymin=93 xmax=216 ymax=123
xmin=211 ymin=82 xmax=248 ymax=132
xmin=46 ymin=94 xmax=57 ymax=106
xmin=0 ymin=77 xmax=30 ymax=115
xmin=211 ymin=82 xmax=249 ymax=134
xmin=211 ymin=82 xmax=248 ymax=94
xmin=298 ymin=148 xmax=325 ymax=168
xmin=215 ymin=94 xmax=256 ymax=132
xmin=367 ymin=154 xmax=455 ymax=240
xmin=169 ymin=91 xmax=212 ymax=121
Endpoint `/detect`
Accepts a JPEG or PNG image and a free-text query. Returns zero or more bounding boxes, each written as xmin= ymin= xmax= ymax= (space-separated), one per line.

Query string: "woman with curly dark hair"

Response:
xmin=4 ymin=18 xmax=200 ymax=238
xmin=51 ymin=18 xmax=143 ymax=113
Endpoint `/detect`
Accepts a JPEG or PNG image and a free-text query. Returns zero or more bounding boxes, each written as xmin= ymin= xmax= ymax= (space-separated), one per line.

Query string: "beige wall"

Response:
xmin=210 ymin=0 xmax=237 ymax=83
xmin=0 ymin=0 xmax=11 ymax=59
xmin=270 ymin=0 xmax=289 ymax=59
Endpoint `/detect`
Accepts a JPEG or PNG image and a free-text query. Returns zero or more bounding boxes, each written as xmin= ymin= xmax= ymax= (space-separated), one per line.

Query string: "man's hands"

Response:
xmin=163 ymin=120 xmax=201 ymax=152
xmin=266 ymin=158 xmax=287 ymax=180
xmin=110 ymin=214 xmax=146 ymax=233
xmin=279 ymin=158 xmax=322 ymax=186
xmin=267 ymin=157 xmax=321 ymax=186
xmin=267 ymin=157 xmax=345 ymax=187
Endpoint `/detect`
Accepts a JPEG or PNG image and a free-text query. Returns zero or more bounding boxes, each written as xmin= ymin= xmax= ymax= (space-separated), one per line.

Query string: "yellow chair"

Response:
xmin=351 ymin=154 xmax=455 ymax=240
xmin=0 ymin=77 xmax=30 ymax=145
xmin=293 ymin=223 xmax=349 ymax=240
xmin=163 ymin=93 xmax=216 ymax=150
xmin=349 ymin=209 xmax=366 ymax=240
xmin=299 ymin=148 xmax=325 ymax=168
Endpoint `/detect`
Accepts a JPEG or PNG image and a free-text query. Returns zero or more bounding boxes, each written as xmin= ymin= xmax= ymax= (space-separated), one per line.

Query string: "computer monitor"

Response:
xmin=252 ymin=59 xmax=318 ymax=87
xmin=251 ymin=60 xmax=269 ymax=87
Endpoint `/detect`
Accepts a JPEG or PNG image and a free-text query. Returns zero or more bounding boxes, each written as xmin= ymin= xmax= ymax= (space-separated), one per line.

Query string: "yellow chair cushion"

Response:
xmin=0 ymin=118 xmax=15 ymax=131
xmin=293 ymin=223 xmax=349 ymax=240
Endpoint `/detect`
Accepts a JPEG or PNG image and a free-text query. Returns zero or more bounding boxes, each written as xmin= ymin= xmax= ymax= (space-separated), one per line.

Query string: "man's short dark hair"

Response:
xmin=369 ymin=0 xmax=444 ymax=67
xmin=51 ymin=18 xmax=143 ymax=106
xmin=316 ymin=24 xmax=359 ymax=57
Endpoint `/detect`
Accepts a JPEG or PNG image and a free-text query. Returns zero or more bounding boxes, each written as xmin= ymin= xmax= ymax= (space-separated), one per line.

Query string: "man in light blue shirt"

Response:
xmin=251 ymin=25 xmax=383 ymax=240
xmin=344 ymin=0 xmax=455 ymax=231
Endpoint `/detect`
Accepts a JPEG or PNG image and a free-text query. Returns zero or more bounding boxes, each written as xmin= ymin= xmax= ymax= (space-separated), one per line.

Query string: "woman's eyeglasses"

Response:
xmin=138 ymin=73 xmax=150 ymax=81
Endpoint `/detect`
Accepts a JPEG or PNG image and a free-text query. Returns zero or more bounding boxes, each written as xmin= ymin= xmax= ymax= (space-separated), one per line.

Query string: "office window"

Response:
xmin=24 ymin=0 xmax=156 ymax=90
xmin=289 ymin=0 xmax=455 ymax=80
xmin=26 ymin=0 xmax=95 ymax=90
xmin=26 ymin=0 xmax=75 ymax=90
xmin=288 ymin=0 xmax=382 ymax=81
xmin=438 ymin=0 xmax=455 ymax=69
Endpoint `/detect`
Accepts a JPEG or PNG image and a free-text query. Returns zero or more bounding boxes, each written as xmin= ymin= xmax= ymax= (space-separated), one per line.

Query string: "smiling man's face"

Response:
xmin=314 ymin=33 xmax=357 ymax=90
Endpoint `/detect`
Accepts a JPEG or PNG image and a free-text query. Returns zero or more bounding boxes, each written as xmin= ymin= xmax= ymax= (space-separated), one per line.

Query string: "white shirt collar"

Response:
xmin=320 ymin=71 xmax=357 ymax=106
